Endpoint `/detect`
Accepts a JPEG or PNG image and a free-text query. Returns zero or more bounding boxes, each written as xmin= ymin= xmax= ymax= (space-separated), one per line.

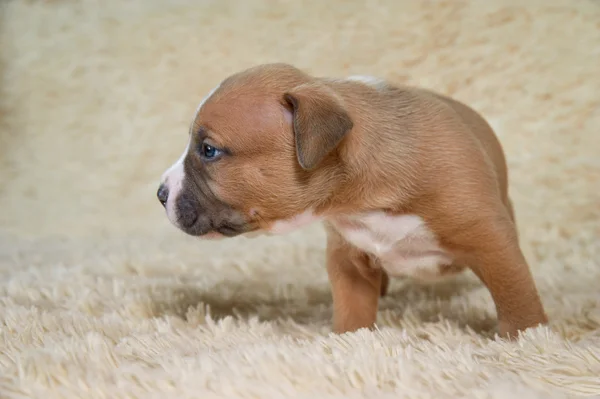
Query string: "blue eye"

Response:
xmin=199 ymin=142 xmax=221 ymax=160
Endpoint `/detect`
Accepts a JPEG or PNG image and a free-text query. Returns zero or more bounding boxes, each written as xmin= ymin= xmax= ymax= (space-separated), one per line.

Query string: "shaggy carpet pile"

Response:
xmin=1 ymin=0 xmax=599 ymax=398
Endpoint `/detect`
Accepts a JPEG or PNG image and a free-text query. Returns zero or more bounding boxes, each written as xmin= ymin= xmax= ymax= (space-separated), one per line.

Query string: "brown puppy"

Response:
xmin=157 ymin=63 xmax=547 ymax=339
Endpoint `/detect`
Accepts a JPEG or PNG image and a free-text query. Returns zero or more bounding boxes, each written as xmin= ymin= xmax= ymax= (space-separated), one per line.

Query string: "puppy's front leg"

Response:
xmin=326 ymin=228 xmax=383 ymax=334
xmin=449 ymin=215 xmax=548 ymax=339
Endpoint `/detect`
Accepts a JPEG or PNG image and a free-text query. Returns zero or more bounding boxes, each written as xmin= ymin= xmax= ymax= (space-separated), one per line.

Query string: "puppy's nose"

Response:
xmin=157 ymin=184 xmax=169 ymax=207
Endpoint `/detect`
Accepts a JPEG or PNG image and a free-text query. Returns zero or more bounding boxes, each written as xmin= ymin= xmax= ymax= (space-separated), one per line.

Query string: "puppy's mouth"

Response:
xmin=214 ymin=222 xmax=253 ymax=237
xmin=181 ymin=217 xmax=253 ymax=238
xmin=173 ymin=202 xmax=258 ymax=239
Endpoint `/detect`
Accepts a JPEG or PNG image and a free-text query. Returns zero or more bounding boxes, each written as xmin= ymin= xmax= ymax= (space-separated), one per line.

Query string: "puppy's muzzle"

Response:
xmin=175 ymin=192 xmax=202 ymax=229
xmin=156 ymin=184 xmax=199 ymax=230
xmin=157 ymin=180 xmax=249 ymax=237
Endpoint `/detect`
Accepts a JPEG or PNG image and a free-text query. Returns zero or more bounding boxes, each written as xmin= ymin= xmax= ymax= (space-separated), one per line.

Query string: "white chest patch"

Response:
xmin=331 ymin=212 xmax=453 ymax=280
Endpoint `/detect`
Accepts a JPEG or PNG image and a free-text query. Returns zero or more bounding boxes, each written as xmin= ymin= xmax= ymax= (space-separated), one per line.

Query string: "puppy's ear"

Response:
xmin=284 ymin=83 xmax=353 ymax=171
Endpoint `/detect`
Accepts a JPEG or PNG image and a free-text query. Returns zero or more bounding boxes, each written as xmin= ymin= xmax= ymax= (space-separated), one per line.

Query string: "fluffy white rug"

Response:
xmin=1 ymin=0 xmax=599 ymax=398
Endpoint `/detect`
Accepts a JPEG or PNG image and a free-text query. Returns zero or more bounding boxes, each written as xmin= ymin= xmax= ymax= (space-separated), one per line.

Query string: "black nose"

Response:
xmin=157 ymin=184 xmax=169 ymax=207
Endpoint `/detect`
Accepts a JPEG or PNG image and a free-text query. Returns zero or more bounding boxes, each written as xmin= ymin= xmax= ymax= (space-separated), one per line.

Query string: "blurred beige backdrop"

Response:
xmin=0 ymin=1 xmax=599 ymax=398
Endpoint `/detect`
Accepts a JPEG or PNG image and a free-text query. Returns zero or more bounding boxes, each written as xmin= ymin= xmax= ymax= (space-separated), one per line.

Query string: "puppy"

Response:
xmin=157 ymin=63 xmax=547 ymax=338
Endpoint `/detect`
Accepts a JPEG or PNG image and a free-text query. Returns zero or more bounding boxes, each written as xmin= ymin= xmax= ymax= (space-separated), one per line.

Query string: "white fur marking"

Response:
xmin=332 ymin=212 xmax=453 ymax=279
xmin=346 ymin=75 xmax=387 ymax=90
xmin=268 ymin=210 xmax=321 ymax=234
xmin=160 ymin=84 xmax=221 ymax=227
xmin=160 ymin=141 xmax=189 ymax=226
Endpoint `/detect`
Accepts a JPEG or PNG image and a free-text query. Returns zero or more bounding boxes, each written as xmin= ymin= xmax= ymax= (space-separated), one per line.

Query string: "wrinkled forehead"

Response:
xmin=193 ymin=84 xmax=291 ymax=149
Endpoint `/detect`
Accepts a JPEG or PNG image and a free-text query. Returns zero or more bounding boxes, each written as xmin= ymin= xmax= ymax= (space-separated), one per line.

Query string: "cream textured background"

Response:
xmin=1 ymin=0 xmax=599 ymax=398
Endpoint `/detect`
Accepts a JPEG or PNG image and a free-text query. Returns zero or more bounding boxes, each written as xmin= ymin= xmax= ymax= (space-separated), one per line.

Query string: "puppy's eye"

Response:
xmin=199 ymin=142 xmax=222 ymax=161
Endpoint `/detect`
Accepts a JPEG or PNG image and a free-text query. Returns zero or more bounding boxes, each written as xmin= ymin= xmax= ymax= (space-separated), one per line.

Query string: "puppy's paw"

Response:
xmin=498 ymin=315 xmax=548 ymax=340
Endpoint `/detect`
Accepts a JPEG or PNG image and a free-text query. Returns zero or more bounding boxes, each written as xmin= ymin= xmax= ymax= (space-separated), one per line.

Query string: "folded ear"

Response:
xmin=284 ymin=83 xmax=353 ymax=171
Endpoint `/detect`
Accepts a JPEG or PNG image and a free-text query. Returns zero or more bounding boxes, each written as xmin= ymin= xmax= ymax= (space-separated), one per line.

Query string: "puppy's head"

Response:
xmin=157 ymin=64 xmax=354 ymax=238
